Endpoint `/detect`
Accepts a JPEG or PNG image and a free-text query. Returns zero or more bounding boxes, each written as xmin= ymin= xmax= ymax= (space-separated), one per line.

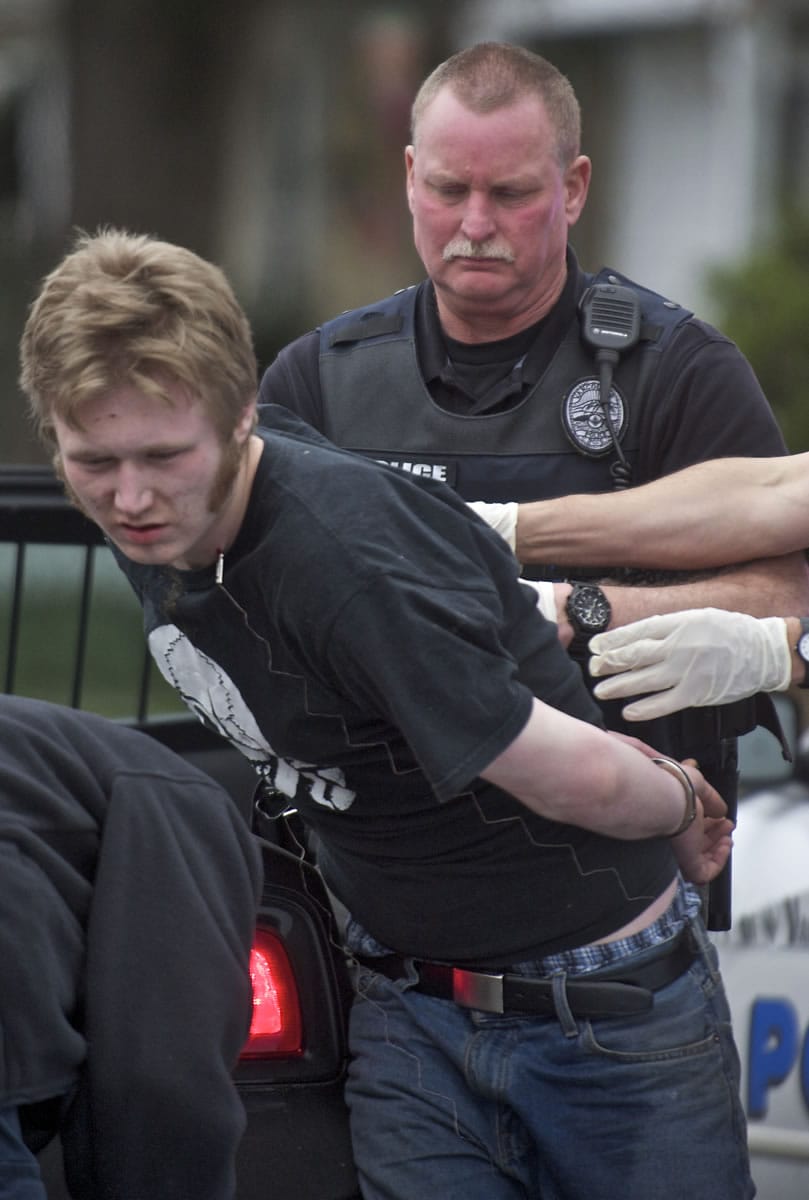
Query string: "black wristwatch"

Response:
xmin=795 ymin=617 xmax=809 ymax=688
xmin=565 ymin=582 xmax=612 ymax=652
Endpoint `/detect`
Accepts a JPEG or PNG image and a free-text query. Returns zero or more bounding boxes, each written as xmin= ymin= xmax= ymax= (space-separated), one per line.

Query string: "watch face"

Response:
xmin=797 ymin=632 xmax=809 ymax=664
xmin=568 ymin=585 xmax=611 ymax=633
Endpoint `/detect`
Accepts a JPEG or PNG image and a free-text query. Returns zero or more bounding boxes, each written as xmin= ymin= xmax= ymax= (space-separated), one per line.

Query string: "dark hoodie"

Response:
xmin=0 ymin=695 xmax=262 ymax=1200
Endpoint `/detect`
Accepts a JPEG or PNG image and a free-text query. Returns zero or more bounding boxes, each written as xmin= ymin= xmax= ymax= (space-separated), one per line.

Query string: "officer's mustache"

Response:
xmin=442 ymin=237 xmax=515 ymax=263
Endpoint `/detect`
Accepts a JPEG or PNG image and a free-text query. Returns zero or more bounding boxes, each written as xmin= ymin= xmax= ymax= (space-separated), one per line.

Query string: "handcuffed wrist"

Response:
xmin=652 ymin=757 xmax=697 ymax=837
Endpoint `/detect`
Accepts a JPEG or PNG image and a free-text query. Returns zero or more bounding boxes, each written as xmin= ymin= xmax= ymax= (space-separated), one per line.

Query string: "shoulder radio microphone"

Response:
xmin=578 ymin=282 xmax=642 ymax=489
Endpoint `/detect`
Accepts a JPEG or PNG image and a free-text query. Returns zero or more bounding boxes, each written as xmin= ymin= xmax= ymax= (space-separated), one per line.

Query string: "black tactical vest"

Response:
xmin=318 ymin=268 xmax=692 ymax=525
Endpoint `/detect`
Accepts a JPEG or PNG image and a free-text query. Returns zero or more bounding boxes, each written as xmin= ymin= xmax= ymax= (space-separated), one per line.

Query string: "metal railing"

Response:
xmin=1 ymin=466 xmax=158 ymax=720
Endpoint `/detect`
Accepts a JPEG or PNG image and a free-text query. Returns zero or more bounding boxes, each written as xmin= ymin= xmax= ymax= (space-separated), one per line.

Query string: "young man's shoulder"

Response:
xmin=259 ymin=404 xmax=440 ymax=495
xmin=258 ymin=402 xmax=339 ymax=449
xmin=254 ymin=409 xmax=513 ymax=592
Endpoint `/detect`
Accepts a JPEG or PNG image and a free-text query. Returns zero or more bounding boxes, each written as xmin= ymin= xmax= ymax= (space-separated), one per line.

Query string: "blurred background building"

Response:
xmin=2 ymin=0 xmax=809 ymax=461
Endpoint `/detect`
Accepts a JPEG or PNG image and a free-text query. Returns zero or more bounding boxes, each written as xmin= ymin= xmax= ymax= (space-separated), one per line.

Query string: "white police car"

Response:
xmin=713 ymin=699 xmax=809 ymax=1200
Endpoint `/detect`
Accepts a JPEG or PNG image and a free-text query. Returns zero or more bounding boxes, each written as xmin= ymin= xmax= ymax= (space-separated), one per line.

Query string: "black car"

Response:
xmin=0 ymin=466 xmax=360 ymax=1198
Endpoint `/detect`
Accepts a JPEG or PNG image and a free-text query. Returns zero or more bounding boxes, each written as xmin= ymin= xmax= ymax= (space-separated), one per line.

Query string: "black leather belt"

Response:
xmin=356 ymin=929 xmax=697 ymax=1018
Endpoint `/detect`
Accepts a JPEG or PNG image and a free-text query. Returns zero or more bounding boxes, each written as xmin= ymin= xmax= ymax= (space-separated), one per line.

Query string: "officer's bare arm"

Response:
xmin=514 ymin=453 xmax=809 ymax=569
xmin=594 ymin=552 xmax=809 ymax=630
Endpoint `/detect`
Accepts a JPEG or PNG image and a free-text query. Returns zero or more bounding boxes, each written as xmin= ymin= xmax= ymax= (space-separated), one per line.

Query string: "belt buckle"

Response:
xmin=451 ymin=968 xmax=504 ymax=1013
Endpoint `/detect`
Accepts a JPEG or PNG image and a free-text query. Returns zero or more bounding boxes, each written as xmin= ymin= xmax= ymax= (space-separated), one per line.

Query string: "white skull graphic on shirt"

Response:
xmin=148 ymin=623 xmax=356 ymax=811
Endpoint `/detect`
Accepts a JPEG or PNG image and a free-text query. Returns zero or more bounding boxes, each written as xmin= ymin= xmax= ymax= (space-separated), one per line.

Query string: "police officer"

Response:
xmin=259 ymin=42 xmax=809 ymax=927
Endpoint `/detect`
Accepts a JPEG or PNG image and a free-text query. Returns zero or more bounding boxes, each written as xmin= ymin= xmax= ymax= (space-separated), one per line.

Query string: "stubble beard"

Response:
xmin=207 ymin=435 xmax=248 ymax=513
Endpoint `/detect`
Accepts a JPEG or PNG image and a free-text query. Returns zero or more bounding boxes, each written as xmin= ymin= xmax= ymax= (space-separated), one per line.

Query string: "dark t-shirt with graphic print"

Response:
xmin=114 ymin=407 xmax=675 ymax=968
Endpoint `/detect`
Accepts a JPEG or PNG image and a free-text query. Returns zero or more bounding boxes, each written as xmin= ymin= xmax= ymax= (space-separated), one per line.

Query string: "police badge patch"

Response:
xmin=562 ymin=377 xmax=627 ymax=457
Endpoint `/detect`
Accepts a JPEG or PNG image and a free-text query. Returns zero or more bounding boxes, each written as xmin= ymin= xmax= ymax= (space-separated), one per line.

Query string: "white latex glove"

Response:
xmin=588 ymin=608 xmax=792 ymax=720
xmin=465 ymin=502 xmax=556 ymax=622
xmin=466 ymin=500 xmax=518 ymax=553
xmin=519 ymin=579 xmax=557 ymax=624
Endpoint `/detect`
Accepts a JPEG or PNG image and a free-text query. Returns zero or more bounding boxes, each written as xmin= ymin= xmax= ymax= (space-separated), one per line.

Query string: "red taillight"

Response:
xmin=242 ymin=928 xmax=303 ymax=1057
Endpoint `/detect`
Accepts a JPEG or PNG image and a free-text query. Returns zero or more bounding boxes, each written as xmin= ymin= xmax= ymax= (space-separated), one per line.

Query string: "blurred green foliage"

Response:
xmin=708 ymin=212 xmax=809 ymax=452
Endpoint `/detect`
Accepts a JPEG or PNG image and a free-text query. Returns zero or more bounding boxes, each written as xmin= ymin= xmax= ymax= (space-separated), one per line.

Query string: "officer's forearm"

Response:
xmin=514 ymin=454 xmax=809 ymax=569
xmin=599 ymin=552 xmax=809 ymax=628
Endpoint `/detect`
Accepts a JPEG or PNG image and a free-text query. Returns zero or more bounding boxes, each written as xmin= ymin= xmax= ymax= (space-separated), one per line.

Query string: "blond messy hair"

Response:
xmin=19 ymin=228 xmax=258 ymax=447
xmin=411 ymin=42 xmax=581 ymax=167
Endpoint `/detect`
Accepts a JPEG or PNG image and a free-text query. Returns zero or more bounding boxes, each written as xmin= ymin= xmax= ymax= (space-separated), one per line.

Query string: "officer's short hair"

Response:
xmin=410 ymin=41 xmax=581 ymax=167
xmin=19 ymin=228 xmax=258 ymax=448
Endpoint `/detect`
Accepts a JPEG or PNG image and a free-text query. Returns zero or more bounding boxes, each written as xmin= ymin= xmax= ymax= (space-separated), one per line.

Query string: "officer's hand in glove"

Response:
xmin=466 ymin=500 xmax=518 ymax=553
xmin=588 ymin=608 xmax=792 ymax=720
xmin=519 ymin=580 xmax=557 ymax=624
xmin=465 ymin=502 xmax=562 ymax=631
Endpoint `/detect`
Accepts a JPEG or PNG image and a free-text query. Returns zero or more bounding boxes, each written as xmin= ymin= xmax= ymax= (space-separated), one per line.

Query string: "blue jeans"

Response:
xmin=0 ymin=1109 xmax=46 ymax=1200
xmin=345 ymin=895 xmax=753 ymax=1199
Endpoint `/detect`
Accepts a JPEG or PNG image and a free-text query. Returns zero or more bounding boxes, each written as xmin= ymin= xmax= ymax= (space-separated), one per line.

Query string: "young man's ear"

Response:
xmin=235 ymin=399 xmax=258 ymax=443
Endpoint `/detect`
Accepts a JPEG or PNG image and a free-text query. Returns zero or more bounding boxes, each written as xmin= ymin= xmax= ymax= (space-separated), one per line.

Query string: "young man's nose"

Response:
xmin=114 ymin=465 xmax=154 ymax=514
